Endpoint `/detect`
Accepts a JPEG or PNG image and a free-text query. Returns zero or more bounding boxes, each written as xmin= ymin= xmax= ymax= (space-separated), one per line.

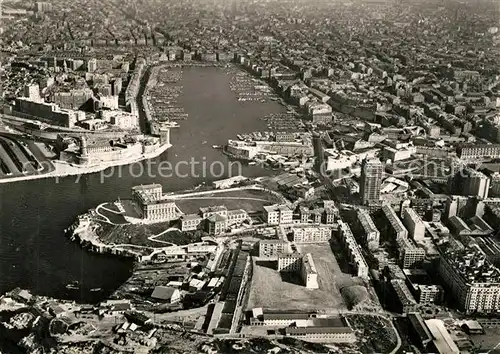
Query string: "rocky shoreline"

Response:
xmin=65 ymin=216 xmax=144 ymax=260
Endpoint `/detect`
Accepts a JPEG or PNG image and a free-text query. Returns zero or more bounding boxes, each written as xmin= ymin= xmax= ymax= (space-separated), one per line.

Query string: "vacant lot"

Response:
xmin=246 ymin=244 xmax=347 ymax=312
xmin=299 ymin=243 xmax=360 ymax=290
xmin=176 ymin=188 xmax=281 ymax=214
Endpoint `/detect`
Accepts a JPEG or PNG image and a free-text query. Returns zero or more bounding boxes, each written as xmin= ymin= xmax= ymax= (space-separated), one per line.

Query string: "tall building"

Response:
xmin=449 ymin=167 xmax=490 ymax=199
xmin=359 ymin=158 xmax=383 ymax=205
xmin=381 ymin=204 xmax=408 ymax=240
xmin=35 ymin=2 xmax=53 ymax=12
xmin=379 ymin=204 xmax=425 ymax=268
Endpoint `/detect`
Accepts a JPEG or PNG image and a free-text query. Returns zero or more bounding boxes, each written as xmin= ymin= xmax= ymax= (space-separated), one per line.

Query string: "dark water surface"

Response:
xmin=0 ymin=66 xmax=284 ymax=303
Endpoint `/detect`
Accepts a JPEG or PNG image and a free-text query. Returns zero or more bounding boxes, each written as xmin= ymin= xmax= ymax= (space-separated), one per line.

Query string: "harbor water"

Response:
xmin=0 ymin=66 xmax=286 ymax=303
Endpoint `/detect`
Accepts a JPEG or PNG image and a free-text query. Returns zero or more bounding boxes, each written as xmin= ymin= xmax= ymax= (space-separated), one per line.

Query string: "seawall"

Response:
xmin=0 ymin=142 xmax=171 ymax=185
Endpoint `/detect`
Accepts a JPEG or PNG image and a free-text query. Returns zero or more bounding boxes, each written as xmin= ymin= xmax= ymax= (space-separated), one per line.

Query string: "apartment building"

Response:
xmin=381 ymin=204 xmax=409 ymax=240
xmin=438 ymin=245 xmax=500 ymax=314
xmin=292 ymin=226 xmax=332 ymax=243
xmin=400 ymin=237 xmax=426 ymax=268
xmin=264 ymin=204 xmax=293 ymax=225
xmin=356 ymin=209 xmax=380 ymax=251
xmin=259 ymin=239 xmax=289 ymax=258
xmin=416 ymin=285 xmax=444 ymax=305
xmin=301 ymin=253 xmax=319 ymax=289
xmin=457 ymin=144 xmax=500 ymax=161
xmin=391 ymin=279 xmax=418 ymax=314
xmin=14 ymin=97 xmax=83 ymax=128
xmin=299 ymin=203 xmax=338 ymax=225
xmin=360 ymin=158 xmax=383 ymax=205
xmin=403 ymin=207 xmax=426 ymax=240
xmin=338 ymin=221 xmax=369 ymax=278
xmin=278 ymin=253 xmax=303 ymax=272
xmin=277 ymin=252 xmax=319 ymax=289
xmin=449 ymin=167 xmax=490 ymax=199
xmin=404 ymin=269 xmax=444 ymax=305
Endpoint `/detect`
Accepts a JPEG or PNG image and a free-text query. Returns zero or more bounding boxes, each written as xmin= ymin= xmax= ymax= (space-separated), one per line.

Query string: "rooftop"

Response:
xmin=181 ymin=213 xmax=203 ymax=221
xmin=425 ymin=319 xmax=460 ymax=354
xmin=403 ymin=207 xmax=424 ymax=224
xmin=441 ymin=245 xmax=500 ymax=284
xmin=278 ymin=252 xmax=302 ymax=259
xmin=285 ymin=326 xmax=352 ymax=335
xmin=338 ymin=220 xmax=369 ymax=271
xmin=408 ymin=313 xmax=433 ymax=344
xmin=474 ymin=237 xmax=500 ymax=259
xmin=263 ymin=312 xmax=311 ymax=320
xmin=302 ymin=253 xmax=317 ymax=274
xmin=357 ymin=209 xmax=379 ymax=235
xmin=151 ymin=286 xmax=177 ymax=301
xmin=207 ymin=214 xmax=227 ymax=223
xmin=264 ymin=204 xmax=292 ymax=213
xmin=260 ymin=239 xmax=287 ymax=245
xmin=132 ymin=183 xmax=162 ymax=191
xmin=382 ymin=204 xmax=408 ymax=236
xmin=391 ymin=279 xmax=417 ymax=305
xmin=199 ymin=205 xmax=228 ymax=214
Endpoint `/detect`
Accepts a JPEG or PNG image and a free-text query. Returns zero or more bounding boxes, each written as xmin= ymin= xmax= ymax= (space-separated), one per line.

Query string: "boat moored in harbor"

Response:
xmin=66 ymin=281 xmax=80 ymax=290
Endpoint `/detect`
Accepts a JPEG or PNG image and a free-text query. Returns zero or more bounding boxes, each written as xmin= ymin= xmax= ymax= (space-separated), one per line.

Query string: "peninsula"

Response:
xmin=56 ymin=178 xmax=399 ymax=353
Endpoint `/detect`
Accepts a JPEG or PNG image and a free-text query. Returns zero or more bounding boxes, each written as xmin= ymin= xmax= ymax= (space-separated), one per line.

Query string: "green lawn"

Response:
xmin=175 ymin=188 xmax=282 ymax=214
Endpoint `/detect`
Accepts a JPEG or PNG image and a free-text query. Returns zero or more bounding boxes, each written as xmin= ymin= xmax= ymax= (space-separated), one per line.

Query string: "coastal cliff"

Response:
xmin=65 ymin=215 xmax=142 ymax=260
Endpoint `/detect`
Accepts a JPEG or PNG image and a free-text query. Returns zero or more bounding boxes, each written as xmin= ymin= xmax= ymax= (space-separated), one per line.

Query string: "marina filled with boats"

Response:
xmin=229 ymin=68 xmax=279 ymax=102
xmin=143 ymin=66 xmax=188 ymax=122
